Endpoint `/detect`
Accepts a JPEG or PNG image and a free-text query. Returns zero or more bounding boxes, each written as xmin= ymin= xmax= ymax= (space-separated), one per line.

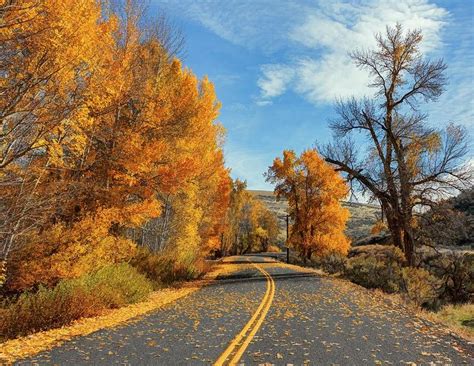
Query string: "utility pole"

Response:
xmin=286 ymin=214 xmax=289 ymax=264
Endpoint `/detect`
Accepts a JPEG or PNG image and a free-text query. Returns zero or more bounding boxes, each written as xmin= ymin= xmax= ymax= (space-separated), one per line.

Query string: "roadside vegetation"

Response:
xmin=217 ymin=179 xmax=280 ymax=256
xmin=310 ymin=246 xmax=474 ymax=338
xmin=266 ymin=149 xmax=351 ymax=260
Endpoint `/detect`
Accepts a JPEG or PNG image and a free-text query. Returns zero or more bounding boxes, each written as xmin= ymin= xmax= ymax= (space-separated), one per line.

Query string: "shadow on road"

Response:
xmin=194 ymin=269 xmax=321 ymax=288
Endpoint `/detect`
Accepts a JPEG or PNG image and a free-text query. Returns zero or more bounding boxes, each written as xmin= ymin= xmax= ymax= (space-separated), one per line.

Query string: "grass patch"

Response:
xmin=131 ymin=248 xmax=211 ymax=286
xmin=429 ymin=304 xmax=474 ymax=339
xmin=0 ymin=263 xmax=152 ymax=340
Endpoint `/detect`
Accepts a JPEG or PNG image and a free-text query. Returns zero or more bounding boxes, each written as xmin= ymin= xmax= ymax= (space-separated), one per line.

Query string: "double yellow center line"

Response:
xmin=213 ymin=263 xmax=275 ymax=366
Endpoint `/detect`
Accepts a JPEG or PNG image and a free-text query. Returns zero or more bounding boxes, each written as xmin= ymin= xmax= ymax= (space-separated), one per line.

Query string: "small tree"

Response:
xmin=321 ymin=24 xmax=471 ymax=265
xmin=266 ymin=149 xmax=350 ymax=260
xmin=259 ymin=208 xmax=279 ymax=251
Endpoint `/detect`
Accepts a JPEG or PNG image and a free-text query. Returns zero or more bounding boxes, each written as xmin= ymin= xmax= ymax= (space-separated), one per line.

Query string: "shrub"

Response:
xmin=267 ymin=245 xmax=281 ymax=253
xmin=0 ymin=263 xmax=152 ymax=340
xmin=345 ymin=255 xmax=402 ymax=293
xmin=344 ymin=245 xmax=404 ymax=293
xmin=348 ymin=244 xmax=405 ymax=264
xmin=131 ymin=247 xmax=209 ymax=286
xmin=85 ymin=263 xmax=153 ymax=307
xmin=423 ymin=252 xmax=474 ymax=303
xmin=319 ymin=251 xmax=347 ymax=274
xmin=402 ymin=267 xmax=440 ymax=307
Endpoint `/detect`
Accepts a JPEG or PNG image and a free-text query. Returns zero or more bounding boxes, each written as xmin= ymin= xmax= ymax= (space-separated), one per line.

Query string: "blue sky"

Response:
xmin=150 ymin=0 xmax=473 ymax=190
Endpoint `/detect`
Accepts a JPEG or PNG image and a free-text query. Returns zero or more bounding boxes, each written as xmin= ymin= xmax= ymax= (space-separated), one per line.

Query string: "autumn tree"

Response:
xmin=320 ymin=24 xmax=471 ymax=265
xmin=266 ymin=149 xmax=350 ymax=260
xmin=0 ymin=0 xmax=110 ymax=169
xmin=220 ymin=179 xmax=249 ymax=256
xmin=256 ymin=208 xmax=279 ymax=252
xmin=1 ymin=0 xmax=118 ymax=278
xmin=1 ymin=0 xmax=231 ymax=289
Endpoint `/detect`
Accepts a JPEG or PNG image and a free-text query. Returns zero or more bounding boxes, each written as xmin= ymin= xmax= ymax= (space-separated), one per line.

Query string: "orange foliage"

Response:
xmin=266 ymin=149 xmax=350 ymax=259
xmin=1 ymin=0 xmax=231 ymax=290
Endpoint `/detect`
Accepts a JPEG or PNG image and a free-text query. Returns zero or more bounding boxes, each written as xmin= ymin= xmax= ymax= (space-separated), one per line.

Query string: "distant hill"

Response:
xmin=249 ymin=190 xmax=380 ymax=243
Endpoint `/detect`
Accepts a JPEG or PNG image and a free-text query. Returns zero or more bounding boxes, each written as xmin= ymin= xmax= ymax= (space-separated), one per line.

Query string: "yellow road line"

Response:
xmin=213 ymin=261 xmax=275 ymax=366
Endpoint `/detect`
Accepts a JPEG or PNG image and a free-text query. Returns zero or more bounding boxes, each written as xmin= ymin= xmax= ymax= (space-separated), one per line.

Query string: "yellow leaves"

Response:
xmin=2 ymin=0 xmax=231 ymax=293
xmin=0 ymin=286 xmax=200 ymax=363
xmin=0 ymin=260 xmax=6 ymax=288
xmin=406 ymin=131 xmax=442 ymax=177
xmin=255 ymin=227 xmax=269 ymax=240
xmin=371 ymin=220 xmax=388 ymax=235
xmin=424 ymin=132 xmax=442 ymax=153
xmin=7 ymin=207 xmax=147 ymax=290
xmin=268 ymin=149 xmax=351 ymax=256
xmin=124 ymin=200 xmax=162 ymax=227
xmin=47 ymin=140 xmax=65 ymax=167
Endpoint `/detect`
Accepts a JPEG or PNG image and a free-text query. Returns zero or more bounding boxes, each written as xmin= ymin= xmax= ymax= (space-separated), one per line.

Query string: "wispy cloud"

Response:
xmin=256 ymin=64 xmax=295 ymax=104
xmin=255 ymin=100 xmax=273 ymax=107
xmin=211 ymin=73 xmax=241 ymax=86
xmin=156 ymin=0 xmax=310 ymax=52
xmin=225 ymin=147 xmax=273 ymax=190
xmin=260 ymin=0 xmax=449 ymax=104
xmin=426 ymin=7 xmax=474 ymax=128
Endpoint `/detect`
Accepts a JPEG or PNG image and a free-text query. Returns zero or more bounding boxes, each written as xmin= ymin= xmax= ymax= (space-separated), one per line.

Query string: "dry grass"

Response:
xmin=419 ymin=304 xmax=474 ymax=342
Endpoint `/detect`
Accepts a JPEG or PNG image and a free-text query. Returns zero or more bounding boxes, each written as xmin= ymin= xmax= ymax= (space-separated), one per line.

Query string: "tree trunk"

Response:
xmin=403 ymin=222 xmax=415 ymax=266
xmin=384 ymin=205 xmax=415 ymax=265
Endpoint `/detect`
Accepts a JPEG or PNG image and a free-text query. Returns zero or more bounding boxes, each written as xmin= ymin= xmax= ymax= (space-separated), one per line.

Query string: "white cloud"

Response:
xmin=258 ymin=0 xmax=449 ymax=103
xmin=257 ymin=64 xmax=295 ymax=104
xmin=291 ymin=1 xmax=447 ymax=53
xmin=157 ymin=0 xmax=472 ymax=130
xmin=294 ymin=56 xmax=370 ymax=103
xmin=255 ymin=100 xmax=273 ymax=107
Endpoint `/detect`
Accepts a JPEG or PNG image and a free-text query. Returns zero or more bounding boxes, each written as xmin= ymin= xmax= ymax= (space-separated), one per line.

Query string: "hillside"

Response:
xmin=249 ymin=190 xmax=380 ymax=243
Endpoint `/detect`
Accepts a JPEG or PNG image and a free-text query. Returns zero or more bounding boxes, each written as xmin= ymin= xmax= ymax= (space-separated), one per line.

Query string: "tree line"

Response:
xmin=0 ymin=0 xmax=232 ymax=290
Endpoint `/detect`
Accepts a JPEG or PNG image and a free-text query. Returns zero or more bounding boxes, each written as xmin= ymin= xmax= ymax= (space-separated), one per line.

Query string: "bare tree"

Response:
xmin=320 ymin=24 xmax=471 ymax=265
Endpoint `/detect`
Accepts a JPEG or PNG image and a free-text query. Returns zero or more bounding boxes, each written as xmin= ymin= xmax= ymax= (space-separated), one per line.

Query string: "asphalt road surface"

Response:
xmin=17 ymin=255 xmax=473 ymax=365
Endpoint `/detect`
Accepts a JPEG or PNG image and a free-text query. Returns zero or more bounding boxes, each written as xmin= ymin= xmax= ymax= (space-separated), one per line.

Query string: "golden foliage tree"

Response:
xmin=1 ymin=0 xmax=230 ymax=290
xmin=266 ymin=149 xmax=350 ymax=260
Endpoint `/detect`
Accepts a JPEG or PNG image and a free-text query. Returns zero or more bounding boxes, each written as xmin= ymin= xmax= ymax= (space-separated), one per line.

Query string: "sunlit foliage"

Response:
xmin=219 ymin=180 xmax=280 ymax=256
xmin=266 ymin=149 xmax=350 ymax=260
xmin=0 ymin=0 xmax=230 ymax=290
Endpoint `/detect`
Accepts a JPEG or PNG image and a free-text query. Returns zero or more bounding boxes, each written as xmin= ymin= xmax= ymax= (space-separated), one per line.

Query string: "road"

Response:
xmin=17 ymin=255 xmax=473 ymax=365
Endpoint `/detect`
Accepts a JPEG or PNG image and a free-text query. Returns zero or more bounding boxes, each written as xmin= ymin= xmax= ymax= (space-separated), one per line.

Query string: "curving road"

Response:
xmin=17 ymin=255 xmax=473 ymax=365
